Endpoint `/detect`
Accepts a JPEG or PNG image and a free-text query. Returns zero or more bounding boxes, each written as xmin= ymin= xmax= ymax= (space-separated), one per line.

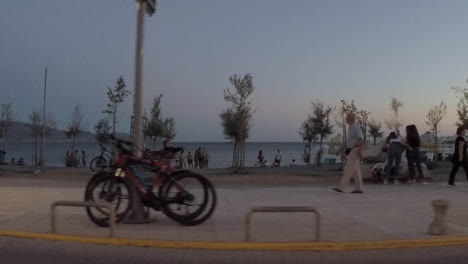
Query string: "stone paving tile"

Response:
xmin=1 ymin=184 xmax=468 ymax=241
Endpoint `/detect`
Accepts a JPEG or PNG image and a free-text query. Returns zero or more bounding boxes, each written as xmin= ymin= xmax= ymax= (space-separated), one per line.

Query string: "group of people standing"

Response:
xmin=381 ymin=124 xmax=426 ymax=184
xmin=65 ymin=150 xmax=87 ymax=167
xmin=177 ymin=147 xmax=210 ymax=169
xmin=333 ymin=112 xmax=468 ymax=194
xmin=257 ymin=149 xmax=282 ymax=167
xmin=333 ymin=113 xmax=428 ymax=194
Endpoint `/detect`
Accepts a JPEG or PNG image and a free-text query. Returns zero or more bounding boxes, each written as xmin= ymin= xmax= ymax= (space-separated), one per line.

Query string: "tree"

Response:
xmin=103 ymin=76 xmax=131 ymax=136
xmin=95 ymin=118 xmax=111 ymax=146
xmin=161 ymin=117 xmax=176 ymax=140
xmin=66 ymin=105 xmax=84 ymax=152
xmin=452 ymin=86 xmax=468 ymax=126
xmin=425 ymin=101 xmax=447 ymax=157
xmin=0 ymin=103 xmax=13 ymax=150
xmin=219 ymin=74 xmax=255 ymax=171
xmin=356 ymin=110 xmax=371 ymax=143
xmin=28 ymin=110 xmax=55 ymax=166
xmin=145 ymin=94 xmax=176 ymax=148
xmin=335 ymin=100 xmax=357 ymax=148
xmin=368 ymin=118 xmax=383 ymax=146
xmin=299 ymin=117 xmax=317 ymax=164
xmin=309 ymin=100 xmax=334 ymax=166
xmin=384 ymin=97 xmax=404 ymax=133
xmin=29 ymin=110 xmax=42 ymax=166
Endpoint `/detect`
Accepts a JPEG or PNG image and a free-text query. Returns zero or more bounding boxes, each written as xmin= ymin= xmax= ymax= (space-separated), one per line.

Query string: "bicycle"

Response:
xmin=84 ymin=135 xmax=217 ymax=227
xmin=89 ymin=143 xmax=113 ymax=172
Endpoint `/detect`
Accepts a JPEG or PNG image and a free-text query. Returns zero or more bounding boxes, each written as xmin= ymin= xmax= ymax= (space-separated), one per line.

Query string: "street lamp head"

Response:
xmin=145 ymin=0 xmax=157 ymax=16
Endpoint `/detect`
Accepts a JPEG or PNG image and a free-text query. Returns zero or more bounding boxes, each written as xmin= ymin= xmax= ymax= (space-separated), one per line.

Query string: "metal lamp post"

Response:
xmin=125 ymin=0 xmax=157 ymax=224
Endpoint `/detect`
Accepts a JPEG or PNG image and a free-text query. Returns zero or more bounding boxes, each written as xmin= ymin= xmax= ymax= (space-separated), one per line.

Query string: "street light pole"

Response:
xmin=133 ymin=0 xmax=146 ymax=158
xmin=125 ymin=0 xmax=155 ymax=224
xmin=41 ymin=67 xmax=47 ymax=168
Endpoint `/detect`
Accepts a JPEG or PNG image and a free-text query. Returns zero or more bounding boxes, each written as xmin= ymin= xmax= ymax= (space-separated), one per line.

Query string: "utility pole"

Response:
xmin=125 ymin=0 xmax=156 ymax=224
xmin=133 ymin=0 xmax=156 ymax=158
xmin=41 ymin=67 xmax=47 ymax=168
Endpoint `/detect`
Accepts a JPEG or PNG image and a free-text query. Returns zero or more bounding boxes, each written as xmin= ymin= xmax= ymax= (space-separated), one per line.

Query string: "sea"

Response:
xmin=1 ymin=141 xmax=324 ymax=168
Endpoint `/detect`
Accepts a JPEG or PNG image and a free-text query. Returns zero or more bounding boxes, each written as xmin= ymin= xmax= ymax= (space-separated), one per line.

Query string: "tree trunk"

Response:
xmin=308 ymin=140 xmax=312 ymax=164
xmin=373 ymin=136 xmax=376 ymax=146
xmin=434 ymin=130 xmax=438 ymax=164
xmin=232 ymin=140 xmax=237 ymax=169
xmin=317 ymin=136 xmax=323 ymax=167
xmin=71 ymin=135 xmax=76 ymax=153
xmin=364 ymin=123 xmax=367 ymax=144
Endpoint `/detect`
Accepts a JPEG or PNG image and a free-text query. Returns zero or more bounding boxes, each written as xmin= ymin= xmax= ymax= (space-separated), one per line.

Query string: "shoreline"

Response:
xmin=0 ymin=162 xmax=456 ymax=188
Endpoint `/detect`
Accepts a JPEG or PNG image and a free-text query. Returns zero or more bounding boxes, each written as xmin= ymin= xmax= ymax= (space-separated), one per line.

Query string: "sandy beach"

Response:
xmin=0 ymin=162 xmax=456 ymax=188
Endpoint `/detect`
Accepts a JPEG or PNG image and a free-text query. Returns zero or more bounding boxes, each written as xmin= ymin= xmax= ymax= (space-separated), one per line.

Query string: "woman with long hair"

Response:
xmin=448 ymin=126 xmax=468 ymax=186
xmin=405 ymin=124 xmax=425 ymax=183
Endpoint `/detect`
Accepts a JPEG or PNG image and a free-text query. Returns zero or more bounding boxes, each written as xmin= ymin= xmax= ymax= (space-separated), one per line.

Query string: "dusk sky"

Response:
xmin=1 ymin=0 xmax=468 ymax=141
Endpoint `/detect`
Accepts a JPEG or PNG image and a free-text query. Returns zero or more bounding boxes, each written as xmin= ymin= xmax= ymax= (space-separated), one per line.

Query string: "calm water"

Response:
xmin=2 ymin=141 xmax=320 ymax=168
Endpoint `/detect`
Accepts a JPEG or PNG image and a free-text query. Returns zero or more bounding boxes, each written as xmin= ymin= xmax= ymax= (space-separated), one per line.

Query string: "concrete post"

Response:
xmin=429 ymin=199 xmax=450 ymax=235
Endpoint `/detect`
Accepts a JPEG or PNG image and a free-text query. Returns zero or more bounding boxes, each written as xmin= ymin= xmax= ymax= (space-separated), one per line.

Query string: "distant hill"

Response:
xmin=2 ymin=121 xmax=130 ymax=142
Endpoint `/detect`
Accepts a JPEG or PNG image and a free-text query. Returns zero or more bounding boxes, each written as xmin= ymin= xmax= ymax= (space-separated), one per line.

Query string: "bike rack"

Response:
xmin=245 ymin=206 xmax=321 ymax=242
xmin=51 ymin=200 xmax=116 ymax=237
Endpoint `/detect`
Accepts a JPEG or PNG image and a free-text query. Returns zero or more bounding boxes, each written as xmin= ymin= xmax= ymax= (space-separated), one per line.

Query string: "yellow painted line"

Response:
xmin=1 ymin=229 xmax=468 ymax=251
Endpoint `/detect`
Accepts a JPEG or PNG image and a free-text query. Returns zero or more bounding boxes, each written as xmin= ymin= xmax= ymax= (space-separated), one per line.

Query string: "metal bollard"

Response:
xmin=51 ymin=200 xmax=116 ymax=237
xmin=245 ymin=206 xmax=321 ymax=242
xmin=429 ymin=199 xmax=450 ymax=235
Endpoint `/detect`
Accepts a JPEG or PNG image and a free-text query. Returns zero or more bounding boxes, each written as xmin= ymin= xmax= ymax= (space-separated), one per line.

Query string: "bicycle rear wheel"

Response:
xmin=159 ymin=171 xmax=216 ymax=226
xmin=84 ymin=172 xmax=132 ymax=227
xmin=90 ymin=156 xmax=107 ymax=172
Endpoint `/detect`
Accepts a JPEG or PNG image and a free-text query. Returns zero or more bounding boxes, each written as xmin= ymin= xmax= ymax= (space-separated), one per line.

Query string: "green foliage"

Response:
xmin=426 ymin=101 xmax=447 ymax=155
xmin=95 ymin=118 xmax=111 ymax=145
xmin=384 ymin=97 xmax=404 ymax=133
xmin=220 ymin=74 xmax=255 ymax=170
xmin=220 ymin=74 xmax=255 ymax=141
xmin=161 ymin=117 xmax=176 ymax=140
xmin=368 ymin=118 xmax=383 ymax=145
xmin=0 ymin=103 xmax=13 ymax=141
xmin=145 ymin=94 xmax=176 ymax=147
xmin=66 ymin=105 xmax=84 ymax=151
xmin=103 ymin=76 xmax=130 ymax=135
xmin=301 ymin=100 xmax=334 ymax=166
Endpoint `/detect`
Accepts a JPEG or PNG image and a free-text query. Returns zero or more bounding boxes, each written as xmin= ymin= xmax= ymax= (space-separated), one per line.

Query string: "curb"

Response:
xmin=1 ymin=230 xmax=468 ymax=251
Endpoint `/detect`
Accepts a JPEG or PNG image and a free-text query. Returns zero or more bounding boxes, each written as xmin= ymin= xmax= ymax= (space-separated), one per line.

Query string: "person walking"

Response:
xmin=333 ymin=113 xmax=364 ymax=193
xmin=187 ymin=152 xmax=193 ymax=169
xmin=448 ymin=126 xmax=468 ymax=186
xmin=405 ymin=124 xmax=426 ymax=183
xmin=384 ymin=131 xmax=405 ymax=184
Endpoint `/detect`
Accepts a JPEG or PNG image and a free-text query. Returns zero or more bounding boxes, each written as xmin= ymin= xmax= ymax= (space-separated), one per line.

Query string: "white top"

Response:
xmin=275 ymin=153 xmax=282 ymax=161
xmin=346 ymin=123 xmax=364 ymax=148
xmin=389 ymin=136 xmax=402 ymax=144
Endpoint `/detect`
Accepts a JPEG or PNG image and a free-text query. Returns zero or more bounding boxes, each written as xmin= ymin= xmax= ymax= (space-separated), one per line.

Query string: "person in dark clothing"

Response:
xmin=405 ymin=124 xmax=426 ymax=183
xmin=448 ymin=126 xmax=468 ymax=186
xmin=384 ymin=131 xmax=405 ymax=184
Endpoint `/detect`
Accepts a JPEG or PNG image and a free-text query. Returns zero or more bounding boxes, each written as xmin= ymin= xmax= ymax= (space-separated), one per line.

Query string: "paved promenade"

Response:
xmin=2 ymin=172 xmax=468 ymax=262
xmin=0 ymin=178 xmax=468 ymax=242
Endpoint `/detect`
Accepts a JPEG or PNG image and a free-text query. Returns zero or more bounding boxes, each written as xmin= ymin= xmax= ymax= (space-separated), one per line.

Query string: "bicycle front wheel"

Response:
xmin=90 ymin=156 xmax=107 ymax=172
xmin=84 ymin=172 xmax=132 ymax=227
xmin=159 ymin=171 xmax=216 ymax=226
